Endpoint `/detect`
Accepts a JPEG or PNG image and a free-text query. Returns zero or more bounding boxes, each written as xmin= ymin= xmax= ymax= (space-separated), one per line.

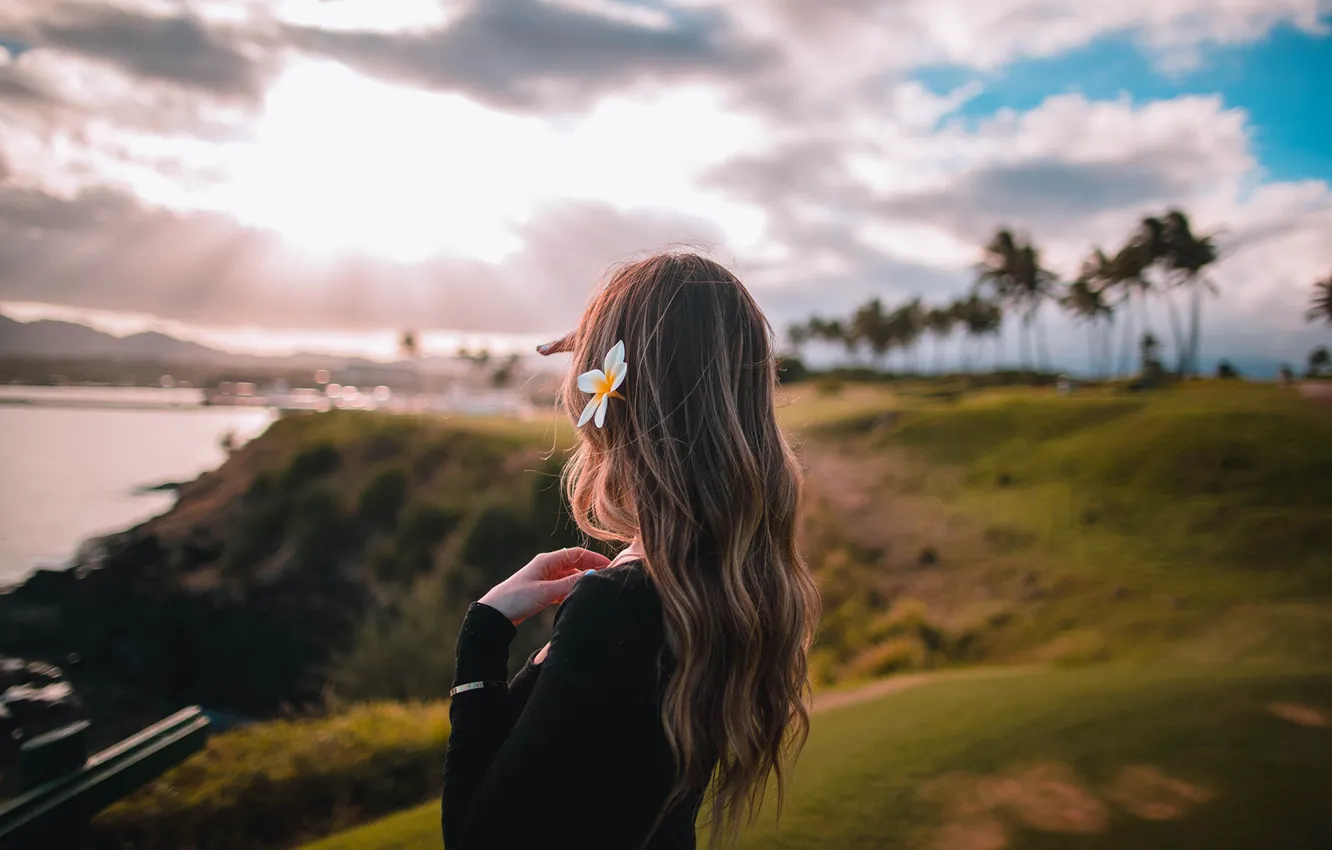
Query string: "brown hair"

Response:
xmin=559 ymin=252 xmax=821 ymax=847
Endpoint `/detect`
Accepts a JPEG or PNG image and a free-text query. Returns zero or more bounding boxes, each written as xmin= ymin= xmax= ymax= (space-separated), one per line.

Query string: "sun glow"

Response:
xmin=211 ymin=62 xmax=541 ymax=263
xmin=207 ymin=60 xmax=770 ymax=264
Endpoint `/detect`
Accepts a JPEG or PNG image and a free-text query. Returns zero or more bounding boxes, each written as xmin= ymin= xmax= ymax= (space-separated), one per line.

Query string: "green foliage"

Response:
xmin=292 ymin=486 xmax=351 ymax=569
xmin=92 ymin=702 xmax=450 ymax=850
xmin=358 ymin=468 xmax=408 ymax=530
xmin=326 ymin=572 xmax=466 ymax=702
xmin=883 ymin=385 xmax=1332 ymax=578
xmin=460 ymin=504 xmax=537 ymax=581
xmin=285 ymin=442 xmax=341 ymax=490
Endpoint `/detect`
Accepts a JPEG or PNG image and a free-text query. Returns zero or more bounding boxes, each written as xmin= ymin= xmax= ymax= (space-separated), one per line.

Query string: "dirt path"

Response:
xmin=812 ymin=672 xmax=937 ymax=713
xmin=1297 ymin=381 xmax=1332 ymax=406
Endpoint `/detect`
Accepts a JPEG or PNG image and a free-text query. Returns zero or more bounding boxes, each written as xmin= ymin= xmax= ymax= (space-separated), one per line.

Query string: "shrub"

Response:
xmin=867 ymin=597 xmax=929 ymax=642
xmin=284 ymin=443 xmax=341 ymax=490
xmin=292 ymin=487 xmax=351 ymax=570
xmin=91 ymin=702 xmax=450 ymax=850
xmin=326 ymin=573 xmax=466 ymax=702
xmin=358 ymin=468 xmax=408 ymax=530
xmin=225 ymin=500 xmax=288 ymax=571
xmin=460 ymin=504 xmax=536 ymax=579
xmin=841 ymin=637 xmax=925 ymax=680
xmin=816 ymin=378 xmax=844 ymax=396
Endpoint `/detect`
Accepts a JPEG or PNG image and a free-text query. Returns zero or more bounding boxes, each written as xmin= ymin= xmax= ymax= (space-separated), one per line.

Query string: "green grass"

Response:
xmin=297 ymin=665 xmax=1332 ymax=850
xmin=93 ymin=702 xmax=450 ymax=850
xmin=881 ymin=381 xmax=1331 ymax=582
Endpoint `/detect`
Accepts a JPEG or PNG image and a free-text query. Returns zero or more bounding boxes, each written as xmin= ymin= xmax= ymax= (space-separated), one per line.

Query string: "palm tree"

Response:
xmin=1135 ymin=215 xmax=1188 ymax=372
xmin=851 ymin=298 xmax=892 ymax=369
xmin=806 ymin=316 xmax=853 ymax=365
xmin=954 ymin=294 xmax=1003 ymax=372
xmin=977 ymin=229 xmax=1056 ymax=371
xmin=1060 ymin=275 xmax=1114 ymax=378
xmin=1308 ymin=273 xmax=1332 ymax=324
xmin=1161 ymin=210 xmax=1220 ymax=376
xmin=399 ymin=329 xmax=421 ymax=361
xmin=889 ymin=298 xmax=926 ymax=373
xmin=1307 ymin=346 xmax=1330 ymax=378
xmin=1106 ymin=241 xmax=1153 ymax=377
xmin=925 ymin=306 xmax=956 ymax=374
xmin=816 ymin=318 xmax=858 ymax=365
xmin=786 ymin=322 xmax=810 ymax=359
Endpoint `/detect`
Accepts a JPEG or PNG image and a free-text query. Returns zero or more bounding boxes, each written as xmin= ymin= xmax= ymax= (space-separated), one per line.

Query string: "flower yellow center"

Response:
xmin=593 ymin=373 xmax=613 ymax=396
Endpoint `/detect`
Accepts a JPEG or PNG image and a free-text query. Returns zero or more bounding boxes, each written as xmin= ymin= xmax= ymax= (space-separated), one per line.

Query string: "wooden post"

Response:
xmin=0 ymin=707 xmax=209 ymax=849
xmin=16 ymin=721 xmax=91 ymax=847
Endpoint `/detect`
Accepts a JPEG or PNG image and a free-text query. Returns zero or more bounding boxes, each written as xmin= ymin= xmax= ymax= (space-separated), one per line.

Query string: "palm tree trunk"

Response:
xmin=1119 ymin=300 xmax=1136 ymax=377
xmin=1036 ymin=314 xmax=1050 ymax=373
xmin=1188 ymin=281 xmax=1203 ymax=377
xmin=1163 ymin=287 xmax=1187 ymax=375
xmin=1102 ymin=318 xmax=1114 ymax=379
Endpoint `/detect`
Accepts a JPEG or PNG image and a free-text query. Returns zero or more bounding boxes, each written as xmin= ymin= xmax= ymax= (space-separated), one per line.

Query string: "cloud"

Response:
xmin=702 ymin=89 xmax=1332 ymax=363
xmin=0 ymin=183 xmax=729 ymax=334
xmin=283 ymin=0 xmax=773 ymax=110
xmin=0 ymin=0 xmax=1329 ymax=370
xmin=700 ymin=0 xmax=1328 ymax=75
xmin=4 ymin=2 xmax=272 ymax=100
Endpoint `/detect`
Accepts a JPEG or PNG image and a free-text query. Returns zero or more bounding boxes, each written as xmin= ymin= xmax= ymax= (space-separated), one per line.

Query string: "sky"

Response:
xmin=0 ymin=0 xmax=1330 ymax=370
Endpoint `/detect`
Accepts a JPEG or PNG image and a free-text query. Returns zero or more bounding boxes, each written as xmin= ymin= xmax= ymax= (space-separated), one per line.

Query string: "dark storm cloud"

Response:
xmin=0 ymin=184 xmax=727 ymax=333
xmin=19 ymin=2 xmax=269 ymax=100
xmin=284 ymin=0 xmax=773 ymax=109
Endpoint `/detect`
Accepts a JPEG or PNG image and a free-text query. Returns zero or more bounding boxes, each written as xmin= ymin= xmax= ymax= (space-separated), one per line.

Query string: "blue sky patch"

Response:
xmin=912 ymin=21 xmax=1332 ymax=185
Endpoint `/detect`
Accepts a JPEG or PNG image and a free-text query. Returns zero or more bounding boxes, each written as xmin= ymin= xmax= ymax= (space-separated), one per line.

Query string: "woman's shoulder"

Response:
xmin=555 ymin=559 xmax=660 ymax=633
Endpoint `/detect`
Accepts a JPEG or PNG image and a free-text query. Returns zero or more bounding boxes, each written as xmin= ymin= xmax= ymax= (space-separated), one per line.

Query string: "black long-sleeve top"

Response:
xmin=441 ymin=561 xmax=707 ymax=849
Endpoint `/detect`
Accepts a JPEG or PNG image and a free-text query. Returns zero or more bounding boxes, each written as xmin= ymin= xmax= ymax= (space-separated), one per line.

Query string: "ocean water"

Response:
xmin=0 ymin=387 xmax=274 ymax=585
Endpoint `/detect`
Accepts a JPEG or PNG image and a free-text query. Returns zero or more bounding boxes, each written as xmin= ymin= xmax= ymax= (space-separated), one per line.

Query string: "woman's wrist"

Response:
xmin=476 ymin=592 xmax=517 ymax=624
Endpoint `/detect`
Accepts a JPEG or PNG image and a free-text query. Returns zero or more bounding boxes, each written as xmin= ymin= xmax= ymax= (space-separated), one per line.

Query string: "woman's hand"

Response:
xmin=478 ymin=547 xmax=611 ymax=625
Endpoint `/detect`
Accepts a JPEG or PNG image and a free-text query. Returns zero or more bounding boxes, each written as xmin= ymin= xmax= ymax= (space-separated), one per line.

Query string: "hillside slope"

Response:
xmin=795 ymin=381 xmax=1332 ymax=682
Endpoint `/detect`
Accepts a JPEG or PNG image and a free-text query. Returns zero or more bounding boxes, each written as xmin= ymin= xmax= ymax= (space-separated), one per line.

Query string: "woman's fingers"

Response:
xmin=546 ymin=568 xmax=593 ymax=602
xmin=533 ymin=547 xmax=611 ymax=579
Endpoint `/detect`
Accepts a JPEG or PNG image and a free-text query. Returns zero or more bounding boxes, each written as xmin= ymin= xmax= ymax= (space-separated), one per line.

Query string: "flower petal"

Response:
xmin=577 ymin=395 xmax=600 ymax=427
xmin=603 ymin=340 xmax=625 ymax=374
xmin=577 ymin=369 xmax=605 ymax=393
xmin=609 ymin=360 xmax=627 ymax=391
xmin=593 ymin=393 xmax=609 ymax=428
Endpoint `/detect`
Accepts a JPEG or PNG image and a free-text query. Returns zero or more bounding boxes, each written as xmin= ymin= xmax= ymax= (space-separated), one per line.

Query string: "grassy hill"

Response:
xmin=791 ymin=380 xmax=1332 ymax=682
xmin=298 ymin=664 xmax=1332 ymax=850
xmin=90 ymin=377 xmax=1332 ymax=849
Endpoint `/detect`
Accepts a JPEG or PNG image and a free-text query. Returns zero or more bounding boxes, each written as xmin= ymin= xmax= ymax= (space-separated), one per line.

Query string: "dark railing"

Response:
xmin=0 ymin=706 xmax=210 ymax=847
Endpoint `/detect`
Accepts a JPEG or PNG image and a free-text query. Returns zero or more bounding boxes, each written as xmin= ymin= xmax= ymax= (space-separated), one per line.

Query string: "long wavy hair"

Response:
xmin=559 ymin=252 xmax=821 ymax=848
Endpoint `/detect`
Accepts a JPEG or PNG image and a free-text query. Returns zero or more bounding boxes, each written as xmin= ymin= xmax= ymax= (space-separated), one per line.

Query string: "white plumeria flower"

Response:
xmin=576 ymin=340 xmax=627 ymax=429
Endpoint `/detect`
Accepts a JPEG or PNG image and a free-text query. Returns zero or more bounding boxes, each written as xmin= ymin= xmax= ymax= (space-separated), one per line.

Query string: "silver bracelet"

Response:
xmin=449 ymin=679 xmax=506 ymax=697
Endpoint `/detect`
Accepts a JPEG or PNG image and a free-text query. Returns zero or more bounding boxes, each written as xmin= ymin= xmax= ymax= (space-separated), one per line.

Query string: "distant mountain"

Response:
xmin=0 ymin=315 xmax=541 ymax=376
xmin=0 ymin=316 xmax=233 ymax=363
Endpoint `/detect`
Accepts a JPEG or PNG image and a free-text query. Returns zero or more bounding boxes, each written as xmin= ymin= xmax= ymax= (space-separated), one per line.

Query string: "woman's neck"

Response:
xmin=608 ymin=538 xmax=645 ymax=568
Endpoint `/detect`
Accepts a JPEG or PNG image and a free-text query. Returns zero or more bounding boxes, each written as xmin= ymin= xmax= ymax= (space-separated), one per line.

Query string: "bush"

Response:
xmin=292 ymin=487 xmax=351 ymax=569
xmin=284 ymin=443 xmax=341 ymax=490
xmin=326 ymin=572 xmax=466 ymax=702
xmin=841 ymin=637 xmax=925 ymax=680
xmin=460 ymin=504 xmax=536 ymax=579
xmin=91 ymin=702 xmax=450 ymax=850
xmin=358 ymin=468 xmax=408 ymax=530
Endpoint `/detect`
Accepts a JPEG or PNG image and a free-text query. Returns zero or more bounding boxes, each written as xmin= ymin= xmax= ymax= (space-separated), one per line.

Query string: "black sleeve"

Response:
xmin=441 ymin=571 xmax=671 ymax=850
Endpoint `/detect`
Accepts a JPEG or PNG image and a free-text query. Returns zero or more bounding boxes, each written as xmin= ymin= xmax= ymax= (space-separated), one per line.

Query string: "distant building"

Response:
xmin=339 ymin=363 xmax=423 ymax=394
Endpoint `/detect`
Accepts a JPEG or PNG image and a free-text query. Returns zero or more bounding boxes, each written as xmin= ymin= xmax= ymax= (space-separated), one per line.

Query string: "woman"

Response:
xmin=441 ymin=252 xmax=821 ymax=849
